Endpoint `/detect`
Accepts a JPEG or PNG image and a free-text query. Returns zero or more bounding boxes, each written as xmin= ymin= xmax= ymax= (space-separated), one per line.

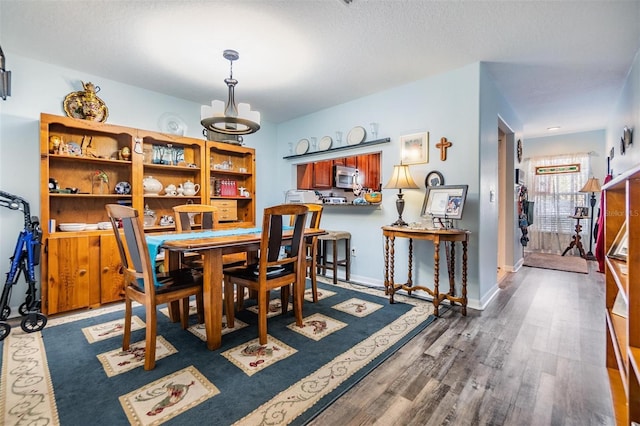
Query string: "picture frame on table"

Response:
xmin=421 ymin=184 xmax=469 ymax=220
xmin=574 ymin=206 xmax=589 ymax=217
xmin=608 ymin=221 xmax=628 ymax=262
xmin=400 ymin=132 xmax=429 ymax=165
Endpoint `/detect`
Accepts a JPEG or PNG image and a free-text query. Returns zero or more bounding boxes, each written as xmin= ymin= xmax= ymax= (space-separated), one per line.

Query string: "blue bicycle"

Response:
xmin=0 ymin=190 xmax=47 ymax=341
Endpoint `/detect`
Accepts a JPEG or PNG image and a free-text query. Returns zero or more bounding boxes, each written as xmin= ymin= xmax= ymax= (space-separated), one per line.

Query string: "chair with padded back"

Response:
xmin=290 ymin=203 xmax=323 ymax=302
xmin=105 ymin=204 xmax=204 ymax=371
xmin=223 ymin=204 xmax=309 ymax=345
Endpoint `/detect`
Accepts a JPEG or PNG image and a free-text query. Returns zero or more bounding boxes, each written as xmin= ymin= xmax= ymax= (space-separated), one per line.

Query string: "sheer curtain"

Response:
xmin=523 ymin=152 xmax=591 ymax=254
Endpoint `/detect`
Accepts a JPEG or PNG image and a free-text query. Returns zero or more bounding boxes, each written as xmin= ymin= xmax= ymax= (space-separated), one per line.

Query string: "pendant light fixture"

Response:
xmin=201 ymin=49 xmax=260 ymax=136
xmin=0 ymin=45 xmax=11 ymax=101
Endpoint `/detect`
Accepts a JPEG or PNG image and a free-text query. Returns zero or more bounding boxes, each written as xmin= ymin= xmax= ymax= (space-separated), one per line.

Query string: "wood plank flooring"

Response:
xmin=309 ymin=261 xmax=614 ymax=426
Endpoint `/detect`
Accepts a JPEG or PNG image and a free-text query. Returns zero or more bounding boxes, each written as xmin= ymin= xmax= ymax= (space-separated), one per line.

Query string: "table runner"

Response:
xmin=146 ymin=227 xmax=261 ymax=286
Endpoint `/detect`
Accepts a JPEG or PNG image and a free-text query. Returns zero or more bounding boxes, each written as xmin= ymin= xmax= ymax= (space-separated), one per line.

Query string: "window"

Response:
xmin=524 ymin=153 xmax=591 ymax=253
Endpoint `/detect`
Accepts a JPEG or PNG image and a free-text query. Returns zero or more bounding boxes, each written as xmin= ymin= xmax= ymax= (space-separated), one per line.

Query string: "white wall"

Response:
xmin=478 ymin=64 xmax=524 ymax=306
xmin=276 ymin=63 xmax=521 ymax=310
xmin=607 ymin=48 xmax=640 ymax=176
xmin=0 ymin=53 xmax=278 ymax=311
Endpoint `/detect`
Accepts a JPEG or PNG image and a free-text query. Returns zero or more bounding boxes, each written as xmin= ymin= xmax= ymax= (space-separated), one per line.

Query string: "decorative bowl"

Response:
xmin=364 ymin=192 xmax=382 ymax=204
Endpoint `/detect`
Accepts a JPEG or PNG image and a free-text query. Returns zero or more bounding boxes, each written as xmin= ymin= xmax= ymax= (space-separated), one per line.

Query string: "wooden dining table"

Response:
xmin=148 ymin=227 xmax=325 ymax=350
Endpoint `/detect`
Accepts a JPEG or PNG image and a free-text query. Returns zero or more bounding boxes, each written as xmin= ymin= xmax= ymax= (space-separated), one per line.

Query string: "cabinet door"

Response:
xmin=100 ymin=234 xmax=125 ymax=304
xmin=45 ymin=236 xmax=91 ymax=314
xmin=297 ymin=164 xmax=313 ymax=189
xmin=313 ymin=160 xmax=333 ymax=188
xmin=358 ymin=153 xmax=381 ymax=190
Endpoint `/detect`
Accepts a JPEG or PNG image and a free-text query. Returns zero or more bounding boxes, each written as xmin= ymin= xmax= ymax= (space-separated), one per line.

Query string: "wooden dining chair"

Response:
xmin=223 ymin=204 xmax=309 ymax=344
xmin=105 ymin=204 xmax=204 ymax=370
xmin=290 ymin=203 xmax=323 ymax=302
xmin=173 ymin=202 xmax=247 ymax=268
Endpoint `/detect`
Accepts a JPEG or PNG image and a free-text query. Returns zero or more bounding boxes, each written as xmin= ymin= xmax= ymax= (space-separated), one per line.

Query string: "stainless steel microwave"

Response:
xmin=334 ymin=165 xmax=358 ymax=189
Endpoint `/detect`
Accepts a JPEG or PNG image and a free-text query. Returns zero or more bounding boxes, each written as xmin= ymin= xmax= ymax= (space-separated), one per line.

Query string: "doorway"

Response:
xmin=497 ymin=119 xmax=516 ymax=284
xmin=497 ymin=128 xmax=508 ymax=283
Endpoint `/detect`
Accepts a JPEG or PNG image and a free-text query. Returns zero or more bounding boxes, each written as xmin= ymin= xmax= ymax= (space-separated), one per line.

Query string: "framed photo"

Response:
xmin=421 ymin=185 xmax=469 ymax=220
xmin=425 ymin=170 xmax=444 ymax=187
xmin=574 ymin=206 xmax=589 ymax=217
xmin=608 ymin=221 xmax=628 ymax=262
xmin=400 ymin=132 xmax=429 ymax=165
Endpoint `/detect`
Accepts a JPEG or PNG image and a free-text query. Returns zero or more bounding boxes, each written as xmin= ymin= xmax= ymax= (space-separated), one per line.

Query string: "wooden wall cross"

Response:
xmin=436 ymin=137 xmax=452 ymax=161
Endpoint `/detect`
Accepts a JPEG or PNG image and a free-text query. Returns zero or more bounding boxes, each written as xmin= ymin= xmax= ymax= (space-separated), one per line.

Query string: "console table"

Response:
xmin=382 ymin=226 xmax=470 ymax=316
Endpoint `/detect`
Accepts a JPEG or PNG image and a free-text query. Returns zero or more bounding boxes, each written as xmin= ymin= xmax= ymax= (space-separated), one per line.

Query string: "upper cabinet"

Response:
xmin=296 ymin=152 xmax=381 ymax=191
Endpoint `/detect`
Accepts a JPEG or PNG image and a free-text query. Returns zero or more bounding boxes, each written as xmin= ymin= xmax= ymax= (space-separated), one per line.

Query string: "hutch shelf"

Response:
xmin=603 ymin=163 xmax=640 ymax=425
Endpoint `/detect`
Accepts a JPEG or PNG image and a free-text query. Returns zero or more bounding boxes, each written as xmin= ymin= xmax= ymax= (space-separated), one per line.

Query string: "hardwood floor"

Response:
xmin=310 ymin=261 xmax=614 ymax=426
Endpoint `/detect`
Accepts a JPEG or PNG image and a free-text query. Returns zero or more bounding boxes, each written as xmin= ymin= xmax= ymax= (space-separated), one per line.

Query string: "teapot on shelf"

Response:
xmin=182 ymin=180 xmax=200 ymax=197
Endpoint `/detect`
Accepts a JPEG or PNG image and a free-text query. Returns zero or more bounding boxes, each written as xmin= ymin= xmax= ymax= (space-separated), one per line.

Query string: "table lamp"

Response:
xmin=384 ymin=164 xmax=419 ymax=226
xmin=579 ymin=176 xmax=601 ymax=260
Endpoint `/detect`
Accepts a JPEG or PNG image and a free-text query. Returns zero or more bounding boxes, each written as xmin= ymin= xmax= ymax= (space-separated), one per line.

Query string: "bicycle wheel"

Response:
xmin=21 ymin=313 xmax=47 ymax=333
xmin=0 ymin=322 xmax=10 ymax=341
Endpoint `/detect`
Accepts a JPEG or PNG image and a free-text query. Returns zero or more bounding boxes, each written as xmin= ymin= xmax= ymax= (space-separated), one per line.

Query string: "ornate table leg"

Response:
xmin=433 ymin=239 xmax=440 ymax=316
xmin=448 ymin=241 xmax=456 ymax=299
xmin=384 ymin=235 xmax=390 ymax=295
xmin=389 ymin=236 xmax=396 ymax=303
xmin=462 ymin=240 xmax=468 ymax=316
xmin=406 ymin=238 xmax=413 ymax=295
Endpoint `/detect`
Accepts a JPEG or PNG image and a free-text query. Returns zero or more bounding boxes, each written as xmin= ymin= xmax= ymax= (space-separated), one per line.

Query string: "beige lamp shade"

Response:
xmin=579 ymin=177 xmax=601 ymax=193
xmin=384 ymin=164 xmax=419 ymax=189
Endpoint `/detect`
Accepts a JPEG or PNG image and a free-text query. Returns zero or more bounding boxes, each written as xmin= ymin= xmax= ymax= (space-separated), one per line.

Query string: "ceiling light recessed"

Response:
xmin=547 ymin=126 xmax=561 ymax=131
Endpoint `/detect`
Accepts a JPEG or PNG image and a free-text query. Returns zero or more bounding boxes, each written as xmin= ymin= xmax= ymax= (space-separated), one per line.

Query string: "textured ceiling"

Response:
xmin=1 ymin=0 xmax=639 ymax=138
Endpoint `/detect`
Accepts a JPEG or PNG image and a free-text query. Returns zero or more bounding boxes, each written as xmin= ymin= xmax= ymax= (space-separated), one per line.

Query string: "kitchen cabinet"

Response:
xmin=313 ymin=160 xmax=333 ymax=188
xmin=295 ymin=152 xmax=381 ymax=191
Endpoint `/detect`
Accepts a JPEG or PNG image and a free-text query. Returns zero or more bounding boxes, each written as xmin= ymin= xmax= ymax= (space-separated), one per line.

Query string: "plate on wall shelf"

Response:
xmin=296 ymin=139 xmax=310 ymax=155
xmin=159 ymin=113 xmax=187 ymax=136
xmin=319 ymin=136 xmax=333 ymax=151
xmin=347 ymin=126 xmax=366 ymax=145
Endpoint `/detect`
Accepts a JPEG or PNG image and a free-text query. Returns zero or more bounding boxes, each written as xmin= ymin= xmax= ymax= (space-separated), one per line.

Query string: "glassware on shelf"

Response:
xmin=370 ymin=122 xmax=378 ymax=139
xmin=335 ymin=131 xmax=343 ymax=146
xmin=91 ymin=169 xmax=109 ymax=194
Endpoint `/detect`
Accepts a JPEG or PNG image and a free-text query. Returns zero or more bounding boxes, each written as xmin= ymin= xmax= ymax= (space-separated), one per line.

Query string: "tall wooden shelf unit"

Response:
xmin=603 ymin=163 xmax=640 ymax=425
xmin=39 ymin=113 xmax=256 ymax=314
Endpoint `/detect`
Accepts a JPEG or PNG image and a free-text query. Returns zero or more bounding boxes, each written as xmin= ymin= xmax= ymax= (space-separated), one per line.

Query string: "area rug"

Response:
xmin=0 ymin=279 xmax=435 ymax=425
xmin=523 ymin=252 xmax=589 ymax=274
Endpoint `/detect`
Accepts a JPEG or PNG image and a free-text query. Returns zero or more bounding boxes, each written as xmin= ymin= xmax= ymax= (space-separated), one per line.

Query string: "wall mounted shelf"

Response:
xmin=283 ymin=137 xmax=391 ymax=160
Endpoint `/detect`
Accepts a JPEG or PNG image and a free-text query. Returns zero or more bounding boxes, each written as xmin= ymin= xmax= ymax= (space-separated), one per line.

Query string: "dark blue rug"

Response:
xmin=1 ymin=280 xmax=435 ymax=425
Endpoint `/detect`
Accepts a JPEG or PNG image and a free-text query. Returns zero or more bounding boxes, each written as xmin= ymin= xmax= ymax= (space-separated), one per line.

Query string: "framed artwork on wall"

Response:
xmin=400 ymin=132 xmax=429 ymax=165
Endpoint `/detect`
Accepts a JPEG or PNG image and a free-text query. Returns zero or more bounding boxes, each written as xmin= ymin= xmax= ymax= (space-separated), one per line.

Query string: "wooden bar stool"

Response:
xmin=317 ymin=231 xmax=351 ymax=284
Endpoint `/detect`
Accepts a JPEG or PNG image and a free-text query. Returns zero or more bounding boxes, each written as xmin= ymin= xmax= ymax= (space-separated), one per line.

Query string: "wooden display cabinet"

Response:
xmin=39 ymin=113 xmax=217 ymax=314
xmin=138 ymin=130 xmax=206 ymax=231
xmin=603 ymin=163 xmax=640 ymax=425
xmin=206 ymin=141 xmax=255 ymax=228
